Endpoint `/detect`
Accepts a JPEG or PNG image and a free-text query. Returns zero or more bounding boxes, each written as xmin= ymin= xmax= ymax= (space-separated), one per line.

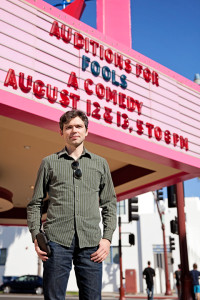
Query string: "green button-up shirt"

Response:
xmin=27 ymin=148 xmax=117 ymax=248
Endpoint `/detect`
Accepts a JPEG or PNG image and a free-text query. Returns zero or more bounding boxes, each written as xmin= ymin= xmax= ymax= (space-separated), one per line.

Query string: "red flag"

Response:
xmin=62 ymin=0 xmax=86 ymax=20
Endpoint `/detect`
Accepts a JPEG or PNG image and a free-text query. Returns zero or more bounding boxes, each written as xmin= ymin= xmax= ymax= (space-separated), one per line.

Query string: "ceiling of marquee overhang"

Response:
xmin=0 ymin=115 xmax=183 ymax=225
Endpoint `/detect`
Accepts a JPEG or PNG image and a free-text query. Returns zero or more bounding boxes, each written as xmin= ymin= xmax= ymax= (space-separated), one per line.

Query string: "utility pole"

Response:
xmin=176 ymin=182 xmax=193 ymax=300
xmin=118 ymin=216 xmax=125 ymax=300
xmin=154 ymin=190 xmax=172 ymax=296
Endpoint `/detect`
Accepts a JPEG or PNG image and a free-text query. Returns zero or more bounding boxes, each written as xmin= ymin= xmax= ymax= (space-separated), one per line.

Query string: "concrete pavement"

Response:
xmin=65 ymin=291 xmax=178 ymax=299
xmin=101 ymin=292 xmax=178 ymax=299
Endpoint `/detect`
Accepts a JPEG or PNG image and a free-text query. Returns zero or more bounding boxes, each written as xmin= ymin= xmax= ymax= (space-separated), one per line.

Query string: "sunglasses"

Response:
xmin=71 ymin=161 xmax=82 ymax=179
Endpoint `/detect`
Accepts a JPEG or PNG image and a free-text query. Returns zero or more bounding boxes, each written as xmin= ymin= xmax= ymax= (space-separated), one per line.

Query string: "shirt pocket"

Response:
xmin=82 ymin=168 xmax=102 ymax=192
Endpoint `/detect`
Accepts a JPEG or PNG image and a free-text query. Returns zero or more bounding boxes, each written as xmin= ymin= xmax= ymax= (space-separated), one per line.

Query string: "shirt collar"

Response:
xmin=57 ymin=147 xmax=92 ymax=159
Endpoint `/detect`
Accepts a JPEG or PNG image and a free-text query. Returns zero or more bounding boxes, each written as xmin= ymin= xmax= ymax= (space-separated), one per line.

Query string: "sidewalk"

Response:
xmin=125 ymin=294 xmax=178 ymax=299
xmin=66 ymin=292 xmax=178 ymax=299
xmin=102 ymin=292 xmax=178 ymax=299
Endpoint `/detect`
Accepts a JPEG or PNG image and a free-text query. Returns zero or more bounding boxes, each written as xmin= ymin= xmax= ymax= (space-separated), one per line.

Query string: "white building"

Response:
xmin=0 ymin=179 xmax=200 ymax=294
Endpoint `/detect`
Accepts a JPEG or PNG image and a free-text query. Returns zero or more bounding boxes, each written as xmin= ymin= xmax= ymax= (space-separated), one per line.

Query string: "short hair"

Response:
xmin=148 ymin=261 xmax=151 ymax=266
xmin=178 ymin=264 xmax=181 ymax=269
xmin=59 ymin=110 xmax=89 ymax=131
xmin=193 ymin=263 xmax=197 ymax=269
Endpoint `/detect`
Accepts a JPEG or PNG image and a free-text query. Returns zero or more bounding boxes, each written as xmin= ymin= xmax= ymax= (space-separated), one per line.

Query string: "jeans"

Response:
xmin=176 ymin=284 xmax=181 ymax=299
xmin=43 ymin=235 xmax=102 ymax=300
xmin=147 ymin=285 xmax=154 ymax=300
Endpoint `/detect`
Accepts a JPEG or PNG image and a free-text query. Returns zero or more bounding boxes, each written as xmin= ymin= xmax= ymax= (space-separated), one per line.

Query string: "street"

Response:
xmin=0 ymin=293 xmax=179 ymax=300
xmin=0 ymin=294 xmax=178 ymax=300
xmin=0 ymin=295 xmax=118 ymax=300
xmin=0 ymin=296 xmax=114 ymax=300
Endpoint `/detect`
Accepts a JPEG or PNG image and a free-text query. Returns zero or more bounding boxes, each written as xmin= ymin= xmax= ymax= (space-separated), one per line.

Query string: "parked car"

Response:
xmin=0 ymin=275 xmax=43 ymax=294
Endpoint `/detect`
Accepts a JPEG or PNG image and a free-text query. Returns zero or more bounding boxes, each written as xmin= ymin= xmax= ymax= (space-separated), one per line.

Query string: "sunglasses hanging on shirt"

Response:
xmin=71 ymin=161 xmax=82 ymax=179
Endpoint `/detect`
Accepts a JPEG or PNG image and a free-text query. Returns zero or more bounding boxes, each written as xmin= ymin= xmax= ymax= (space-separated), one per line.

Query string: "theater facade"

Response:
xmin=1 ymin=0 xmax=200 ymax=225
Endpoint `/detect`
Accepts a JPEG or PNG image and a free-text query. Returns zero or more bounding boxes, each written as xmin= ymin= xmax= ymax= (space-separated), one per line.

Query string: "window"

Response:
xmin=117 ymin=200 xmax=126 ymax=215
xmin=0 ymin=248 xmax=7 ymax=265
xmin=104 ymin=246 xmax=119 ymax=264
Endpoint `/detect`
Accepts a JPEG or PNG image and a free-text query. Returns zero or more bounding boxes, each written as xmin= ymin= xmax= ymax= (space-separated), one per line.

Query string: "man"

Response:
xmin=27 ymin=109 xmax=117 ymax=300
xmin=174 ymin=264 xmax=181 ymax=299
xmin=143 ymin=261 xmax=155 ymax=300
xmin=190 ymin=263 xmax=200 ymax=300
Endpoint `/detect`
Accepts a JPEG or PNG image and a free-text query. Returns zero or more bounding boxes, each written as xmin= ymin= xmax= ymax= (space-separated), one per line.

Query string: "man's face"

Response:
xmin=60 ymin=116 xmax=88 ymax=147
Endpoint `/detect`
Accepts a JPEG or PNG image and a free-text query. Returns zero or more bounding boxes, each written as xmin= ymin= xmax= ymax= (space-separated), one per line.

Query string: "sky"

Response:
xmin=44 ymin=0 xmax=200 ymax=197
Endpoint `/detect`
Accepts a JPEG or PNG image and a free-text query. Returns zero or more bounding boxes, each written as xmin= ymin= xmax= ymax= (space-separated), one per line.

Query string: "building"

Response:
xmin=1 ymin=0 xmax=200 ymax=296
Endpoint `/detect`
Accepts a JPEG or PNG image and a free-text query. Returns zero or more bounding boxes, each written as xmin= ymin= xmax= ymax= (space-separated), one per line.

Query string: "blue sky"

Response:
xmin=44 ymin=0 xmax=200 ymax=197
xmin=130 ymin=0 xmax=200 ymax=82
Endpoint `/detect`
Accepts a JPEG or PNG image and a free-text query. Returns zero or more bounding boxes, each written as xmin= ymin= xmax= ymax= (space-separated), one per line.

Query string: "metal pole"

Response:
xmin=176 ymin=182 xmax=193 ymax=300
xmin=155 ymin=194 xmax=172 ymax=295
xmin=162 ymin=222 xmax=172 ymax=295
xmin=118 ymin=216 xmax=125 ymax=300
xmin=37 ymin=257 xmax=42 ymax=276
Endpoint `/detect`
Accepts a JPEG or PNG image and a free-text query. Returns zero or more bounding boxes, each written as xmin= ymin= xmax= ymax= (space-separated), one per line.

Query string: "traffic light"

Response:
xmin=129 ymin=233 xmax=135 ymax=246
xmin=156 ymin=189 xmax=163 ymax=201
xmin=128 ymin=197 xmax=139 ymax=222
xmin=170 ymin=217 xmax=179 ymax=235
xmin=167 ymin=185 xmax=177 ymax=208
xmin=169 ymin=236 xmax=175 ymax=252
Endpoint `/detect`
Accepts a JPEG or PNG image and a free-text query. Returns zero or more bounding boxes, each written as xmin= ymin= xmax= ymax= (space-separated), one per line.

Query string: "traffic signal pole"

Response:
xmin=118 ymin=216 xmax=125 ymax=300
xmin=118 ymin=199 xmax=138 ymax=300
xmin=155 ymin=191 xmax=172 ymax=296
xmin=176 ymin=182 xmax=193 ymax=300
xmin=161 ymin=222 xmax=172 ymax=295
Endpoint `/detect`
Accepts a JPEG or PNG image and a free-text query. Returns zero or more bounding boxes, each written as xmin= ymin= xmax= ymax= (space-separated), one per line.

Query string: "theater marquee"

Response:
xmin=2 ymin=0 xmax=199 ymax=153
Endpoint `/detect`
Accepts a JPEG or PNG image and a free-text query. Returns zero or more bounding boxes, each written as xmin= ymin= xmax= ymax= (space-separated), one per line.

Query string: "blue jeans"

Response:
xmin=43 ymin=235 xmax=102 ymax=300
xmin=147 ymin=285 xmax=154 ymax=300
